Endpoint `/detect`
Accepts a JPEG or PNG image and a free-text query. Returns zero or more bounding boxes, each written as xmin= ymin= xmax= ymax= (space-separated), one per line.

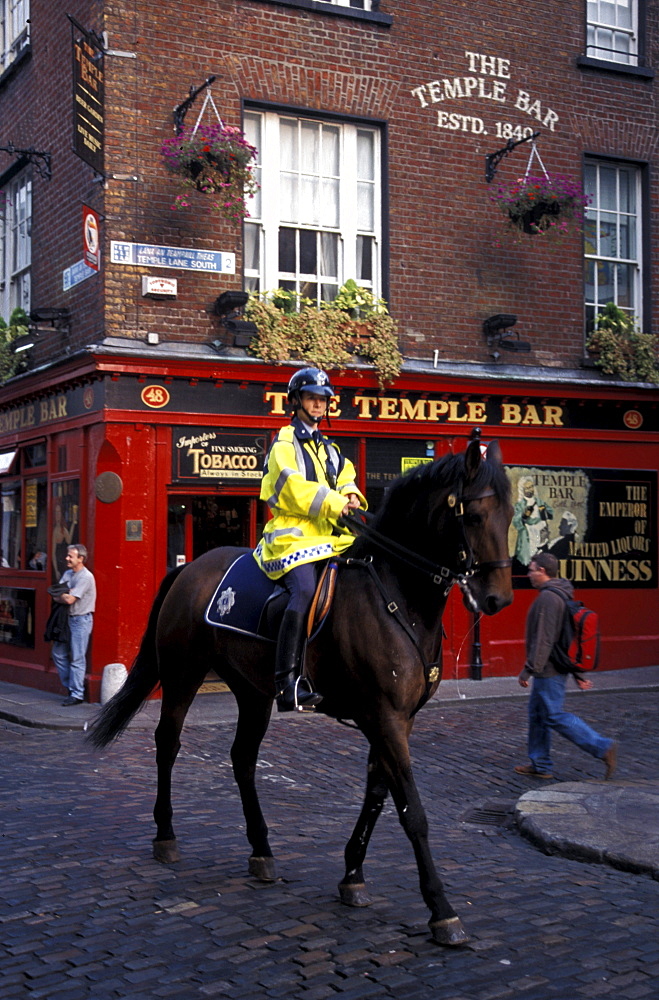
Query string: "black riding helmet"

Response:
xmin=287 ymin=367 xmax=335 ymax=422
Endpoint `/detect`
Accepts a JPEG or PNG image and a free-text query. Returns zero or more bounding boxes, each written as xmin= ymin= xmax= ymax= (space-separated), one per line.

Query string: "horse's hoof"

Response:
xmin=248 ymin=856 xmax=277 ymax=881
xmin=429 ymin=916 xmax=471 ymax=947
xmin=338 ymin=881 xmax=373 ymax=907
xmin=153 ymin=838 xmax=181 ymax=864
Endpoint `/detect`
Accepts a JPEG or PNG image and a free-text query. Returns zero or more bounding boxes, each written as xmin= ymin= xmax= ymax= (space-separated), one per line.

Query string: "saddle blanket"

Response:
xmin=205 ymin=553 xmax=281 ymax=639
xmin=204 ymin=553 xmax=339 ymax=641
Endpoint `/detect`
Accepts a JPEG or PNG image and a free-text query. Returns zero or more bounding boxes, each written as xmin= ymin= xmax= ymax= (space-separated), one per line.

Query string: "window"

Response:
xmin=0 ymin=0 xmax=30 ymax=72
xmin=0 ymin=169 xmax=31 ymax=320
xmin=0 ymin=444 xmax=48 ymax=572
xmin=586 ymin=0 xmax=638 ymax=65
xmin=1 ymin=479 xmax=21 ymax=567
xmin=248 ymin=0 xmax=391 ymax=25
xmin=584 ymin=160 xmax=641 ymax=333
xmin=51 ymin=480 xmax=79 ymax=583
xmin=25 ymin=476 xmax=47 ymax=570
xmin=243 ymin=110 xmax=382 ymax=305
xmin=319 ymin=0 xmax=373 ymax=8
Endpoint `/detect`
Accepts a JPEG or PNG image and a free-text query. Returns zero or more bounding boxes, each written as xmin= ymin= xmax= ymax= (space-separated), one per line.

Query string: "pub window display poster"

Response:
xmin=507 ymin=466 xmax=657 ymax=589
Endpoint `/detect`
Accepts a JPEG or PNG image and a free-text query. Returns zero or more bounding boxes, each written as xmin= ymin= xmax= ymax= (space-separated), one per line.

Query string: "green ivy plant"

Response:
xmin=0 ymin=307 xmax=30 ymax=383
xmin=330 ymin=278 xmax=388 ymax=318
xmin=586 ymin=303 xmax=659 ymax=384
xmin=245 ymin=282 xmax=402 ymax=388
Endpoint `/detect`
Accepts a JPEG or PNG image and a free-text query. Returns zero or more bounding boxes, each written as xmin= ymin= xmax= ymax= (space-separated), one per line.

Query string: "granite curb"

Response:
xmin=515 ymin=780 xmax=659 ymax=881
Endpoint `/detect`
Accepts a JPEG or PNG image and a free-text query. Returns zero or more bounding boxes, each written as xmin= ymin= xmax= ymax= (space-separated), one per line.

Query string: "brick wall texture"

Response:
xmin=1 ymin=0 xmax=657 ymax=371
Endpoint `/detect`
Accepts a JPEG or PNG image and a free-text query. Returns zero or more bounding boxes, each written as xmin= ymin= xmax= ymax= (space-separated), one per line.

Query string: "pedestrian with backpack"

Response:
xmin=514 ymin=551 xmax=617 ymax=780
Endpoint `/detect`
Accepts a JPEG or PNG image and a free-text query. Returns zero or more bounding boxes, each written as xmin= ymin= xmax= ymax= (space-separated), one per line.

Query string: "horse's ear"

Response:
xmin=486 ymin=440 xmax=503 ymax=467
xmin=464 ymin=438 xmax=482 ymax=479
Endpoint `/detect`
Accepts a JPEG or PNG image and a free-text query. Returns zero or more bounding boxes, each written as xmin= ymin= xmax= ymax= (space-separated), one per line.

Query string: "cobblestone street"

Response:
xmin=1 ymin=689 xmax=658 ymax=999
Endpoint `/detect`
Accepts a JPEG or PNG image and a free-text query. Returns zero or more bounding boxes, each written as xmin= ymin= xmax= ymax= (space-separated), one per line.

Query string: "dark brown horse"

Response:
xmin=88 ymin=436 xmax=513 ymax=946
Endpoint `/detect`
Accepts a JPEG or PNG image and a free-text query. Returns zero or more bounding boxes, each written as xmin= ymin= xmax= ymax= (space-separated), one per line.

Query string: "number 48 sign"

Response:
xmin=141 ymin=385 xmax=171 ymax=409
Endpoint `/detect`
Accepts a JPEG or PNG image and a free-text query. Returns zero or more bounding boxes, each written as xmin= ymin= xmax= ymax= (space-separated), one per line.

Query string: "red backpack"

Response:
xmin=547 ymin=587 xmax=601 ymax=675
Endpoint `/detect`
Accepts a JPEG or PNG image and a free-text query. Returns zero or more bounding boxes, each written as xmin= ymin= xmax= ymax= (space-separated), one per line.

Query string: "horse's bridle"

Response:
xmin=338 ymin=485 xmax=512 ymax=598
xmin=335 ymin=485 xmax=512 ymax=705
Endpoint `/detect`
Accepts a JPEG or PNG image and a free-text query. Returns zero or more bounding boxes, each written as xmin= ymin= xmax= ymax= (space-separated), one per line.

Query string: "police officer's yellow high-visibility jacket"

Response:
xmin=254 ymin=417 xmax=366 ymax=580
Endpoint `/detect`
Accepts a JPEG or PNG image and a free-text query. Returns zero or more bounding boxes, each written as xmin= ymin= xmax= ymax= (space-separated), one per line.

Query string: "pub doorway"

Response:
xmin=167 ymin=494 xmax=263 ymax=572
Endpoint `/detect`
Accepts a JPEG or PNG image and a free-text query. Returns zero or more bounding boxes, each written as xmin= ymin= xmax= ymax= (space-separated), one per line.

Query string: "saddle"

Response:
xmin=204 ymin=553 xmax=339 ymax=642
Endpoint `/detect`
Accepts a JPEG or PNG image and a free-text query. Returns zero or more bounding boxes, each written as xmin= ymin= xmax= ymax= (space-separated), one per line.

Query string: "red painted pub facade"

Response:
xmin=0 ymin=0 xmax=657 ymax=698
xmin=0 ymin=348 xmax=656 ymax=701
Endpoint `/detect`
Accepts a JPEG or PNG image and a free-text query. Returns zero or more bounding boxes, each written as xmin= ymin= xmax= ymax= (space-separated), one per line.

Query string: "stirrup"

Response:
xmin=294 ymin=676 xmax=323 ymax=712
xmin=276 ymin=676 xmax=322 ymax=713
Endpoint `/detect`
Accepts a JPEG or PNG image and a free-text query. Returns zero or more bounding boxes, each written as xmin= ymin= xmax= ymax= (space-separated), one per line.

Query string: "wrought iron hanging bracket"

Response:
xmin=0 ymin=143 xmax=52 ymax=180
xmin=485 ymin=131 xmax=539 ymax=183
xmin=173 ymin=75 xmax=217 ymax=135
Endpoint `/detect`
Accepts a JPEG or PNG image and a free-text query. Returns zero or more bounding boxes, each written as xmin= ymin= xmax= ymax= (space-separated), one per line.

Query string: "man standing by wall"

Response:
xmin=51 ymin=544 xmax=96 ymax=706
xmin=515 ymin=551 xmax=617 ymax=780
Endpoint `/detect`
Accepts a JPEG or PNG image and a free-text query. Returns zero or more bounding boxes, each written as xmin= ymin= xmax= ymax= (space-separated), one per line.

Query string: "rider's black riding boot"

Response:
xmin=274 ymin=609 xmax=323 ymax=712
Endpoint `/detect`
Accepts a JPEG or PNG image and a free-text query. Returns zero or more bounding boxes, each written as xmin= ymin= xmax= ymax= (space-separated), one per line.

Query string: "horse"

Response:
xmin=88 ymin=435 xmax=513 ymax=946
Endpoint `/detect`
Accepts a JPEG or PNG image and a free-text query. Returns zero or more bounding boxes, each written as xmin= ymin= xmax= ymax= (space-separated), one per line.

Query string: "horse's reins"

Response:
xmin=338 ymin=487 xmax=511 ymax=596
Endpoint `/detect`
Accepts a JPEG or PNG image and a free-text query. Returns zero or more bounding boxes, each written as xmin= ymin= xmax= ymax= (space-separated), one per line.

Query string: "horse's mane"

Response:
xmin=368 ymin=447 xmax=510 ymax=535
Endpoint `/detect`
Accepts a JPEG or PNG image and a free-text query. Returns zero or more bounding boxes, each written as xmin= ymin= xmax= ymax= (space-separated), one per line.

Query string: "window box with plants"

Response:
xmin=245 ymin=280 xmax=402 ymax=388
xmin=0 ymin=308 xmax=31 ymax=383
xmin=586 ymin=303 xmax=659 ymax=383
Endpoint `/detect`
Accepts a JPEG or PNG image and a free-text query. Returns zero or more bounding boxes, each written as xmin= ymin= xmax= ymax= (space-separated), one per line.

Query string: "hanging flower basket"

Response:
xmin=161 ymin=122 xmax=258 ymax=223
xmin=491 ymin=174 xmax=589 ymax=239
xmin=515 ymin=198 xmax=562 ymax=234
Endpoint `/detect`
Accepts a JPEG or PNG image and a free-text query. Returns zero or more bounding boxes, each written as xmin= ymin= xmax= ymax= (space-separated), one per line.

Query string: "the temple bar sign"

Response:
xmin=71 ymin=20 xmax=104 ymax=174
xmin=173 ymin=428 xmax=268 ymax=484
xmin=264 ymin=391 xmax=652 ymax=432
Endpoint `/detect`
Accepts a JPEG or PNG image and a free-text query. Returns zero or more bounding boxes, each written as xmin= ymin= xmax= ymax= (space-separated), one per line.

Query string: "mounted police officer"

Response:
xmin=254 ymin=367 xmax=366 ymax=711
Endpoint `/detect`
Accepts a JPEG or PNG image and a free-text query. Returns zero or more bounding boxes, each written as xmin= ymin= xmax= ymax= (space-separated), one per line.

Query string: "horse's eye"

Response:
xmin=464 ymin=512 xmax=483 ymax=527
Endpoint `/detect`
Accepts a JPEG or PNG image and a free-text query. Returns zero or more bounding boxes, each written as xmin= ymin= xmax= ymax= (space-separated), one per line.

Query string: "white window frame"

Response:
xmin=1 ymin=0 xmax=30 ymax=73
xmin=586 ymin=0 xmax=638 ymax=65
xmin=584 ymin=160 xmax=641 ymax=334
xmin=318 ymin=0 xmax=373 ymax=9
xmin=243 ymin=109 xmax=382 ymax=305
xmin=0 ymin=169 xmax=31 ymax=321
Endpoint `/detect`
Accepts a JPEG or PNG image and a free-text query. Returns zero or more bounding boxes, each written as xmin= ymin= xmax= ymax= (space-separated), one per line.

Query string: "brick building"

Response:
xmin=0 ymin=0 xmax=657 ymax=698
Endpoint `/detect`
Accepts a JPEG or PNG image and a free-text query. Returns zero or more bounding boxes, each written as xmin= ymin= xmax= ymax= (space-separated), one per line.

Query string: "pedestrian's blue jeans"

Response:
xmin=527 ymin=674 xmax=612 ymax=774
xmin=51 ymin=613 xmax=93 ymax=700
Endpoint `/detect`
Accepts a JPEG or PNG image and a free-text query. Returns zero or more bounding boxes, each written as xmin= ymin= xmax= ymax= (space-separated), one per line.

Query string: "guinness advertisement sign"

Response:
xmin=508 ymin=466 xmax=657 ymax=589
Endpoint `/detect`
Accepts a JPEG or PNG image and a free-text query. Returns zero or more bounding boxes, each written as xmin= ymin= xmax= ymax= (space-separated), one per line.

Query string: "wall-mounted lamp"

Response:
xmin=483 ymin=314 xmax=531 ymax=358
xmin=29 ymin=307 xmax=71 ymax=329
xmin=213 ymin=291 xmax=258 ymax=348
xmin=11 ymin=334 xmax=35 ymax=354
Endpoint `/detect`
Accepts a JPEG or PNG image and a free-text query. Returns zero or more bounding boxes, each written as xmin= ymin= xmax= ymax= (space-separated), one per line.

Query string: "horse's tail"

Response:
xmin=86 ymin=567 xmax=185 ymax=748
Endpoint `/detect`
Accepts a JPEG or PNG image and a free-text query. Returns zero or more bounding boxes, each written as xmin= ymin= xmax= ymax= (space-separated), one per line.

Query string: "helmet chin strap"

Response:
xmin=294 ymin=394 xmax=327 ymax=427
xmin=301 ymin=405 xmax=323 ymax=425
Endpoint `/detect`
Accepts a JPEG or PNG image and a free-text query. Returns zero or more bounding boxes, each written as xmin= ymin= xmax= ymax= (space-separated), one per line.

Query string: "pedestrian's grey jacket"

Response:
xmin=520 ymin=576 xmax=573 ymax=681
